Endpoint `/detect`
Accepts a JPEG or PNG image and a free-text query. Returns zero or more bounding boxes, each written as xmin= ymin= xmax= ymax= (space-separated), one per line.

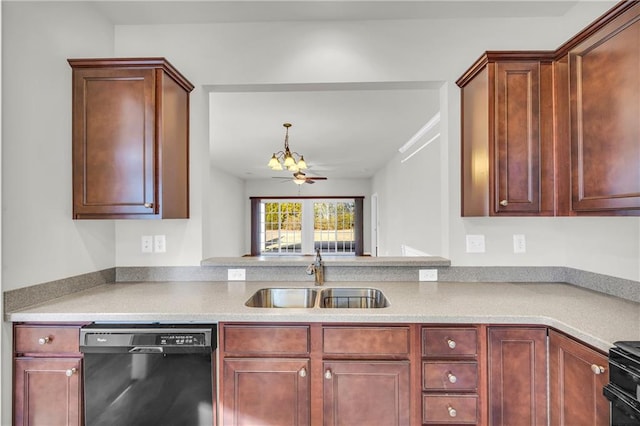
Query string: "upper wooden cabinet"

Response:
xmin=567 ymin=3 xmax=640 ymax=214
xmin=457 ymin=54 xmax=555 ymax=216
xmin=458 ymin=1 xmax=640 ymax=216
xmin=68 ymin=58 xmax=194 ymax=219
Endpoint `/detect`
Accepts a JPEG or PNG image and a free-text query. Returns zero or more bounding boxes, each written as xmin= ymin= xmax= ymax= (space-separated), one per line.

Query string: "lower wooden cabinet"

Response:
xmin=421 ymin=326 xmax=482 ymax=425
xmin=219 ymin=323 xmax=414 ymax=426
xmin=222 ymin=358 xmax=310 ymax=426
xmin=488 ymin=327 xmax=547 ymax=426
xmin=13 ymin=321 xmax=611 ymax=426
xmin=13 ymin=324 xmax=84 ymax=426
xmin=549 ymin=329 xmax=609 ymax=426
xmin=14 ymin=358 xmax=82 ymax=426
xmin=323 ymin=361 xmax=410 ymax=426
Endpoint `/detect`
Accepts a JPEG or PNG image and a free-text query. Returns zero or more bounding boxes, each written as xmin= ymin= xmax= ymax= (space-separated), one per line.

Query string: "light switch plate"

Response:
xmin=466 ymin=234 xmax=485 ymax=253
xmin=228 ymin=269 xmax=246 ymax=281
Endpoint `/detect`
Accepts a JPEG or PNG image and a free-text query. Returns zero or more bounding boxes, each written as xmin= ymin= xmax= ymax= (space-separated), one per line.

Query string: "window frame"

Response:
xmin=250 ymin=196 xmax=364 ymax=256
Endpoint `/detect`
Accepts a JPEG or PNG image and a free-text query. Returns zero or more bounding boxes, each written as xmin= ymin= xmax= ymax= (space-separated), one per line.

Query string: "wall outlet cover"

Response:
xmin=228 ymin=269 xmax=246 ymax=281
xmin=154 ymin=235 xmax=166 ymax=253
xmin=466 ymin=234 xmax=486 ymax=253
xmin=513 ymin=234 xmax=526 ymax=253
xmin=141 ymin=235 xmax=153 ymax=253
xmin=419 ymin=269 xmax=438 ymax=281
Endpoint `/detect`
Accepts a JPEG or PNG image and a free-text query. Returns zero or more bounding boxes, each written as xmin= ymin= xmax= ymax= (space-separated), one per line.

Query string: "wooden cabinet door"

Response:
xmin=14 ymin=357 xmax=82 ymax=426
xmin=460 ymin=57 xmax=553 ymax=217
xmin=488 ymin=327 xmax=547 ymax=426
xmin=569 ymin=5 xmax=640 ymax=213
xmin=549 ymin=330 xmax=609 ymax=426
xmin=323 ymin=361 xmax=410 ymax=426
xmin=493 ymin=61 xmax=543 ymax=215
xmin=72 ymin=67 xmax=157 ymax=218
xmin=222 ymin=358 xmax=310 ymax=426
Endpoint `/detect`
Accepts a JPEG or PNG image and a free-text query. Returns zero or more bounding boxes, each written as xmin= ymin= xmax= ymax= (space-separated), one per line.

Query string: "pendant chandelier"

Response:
xmin=267 ymin=123 xmax=308 ymax=172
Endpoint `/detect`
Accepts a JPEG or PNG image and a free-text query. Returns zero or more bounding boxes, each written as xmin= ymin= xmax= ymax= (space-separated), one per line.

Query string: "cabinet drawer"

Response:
xmin=223 ymin=324 xmax=309 ymax=355
xmin=422 ymin=327 xmax=478 ymax=357
xmin=323 ymin=326 xmax=410 ymax=357
xmin=423 ymin=361 xmax=478 ymax=391
xmin=423 ymin=394 xmax=478 ymax=424
xmin=14 ymin=325 xmax=81 ymax=354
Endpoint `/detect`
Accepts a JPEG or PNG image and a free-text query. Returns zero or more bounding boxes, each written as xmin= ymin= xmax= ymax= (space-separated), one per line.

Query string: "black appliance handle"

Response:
xmin=129 ymin=346 xmax=163 ymax=354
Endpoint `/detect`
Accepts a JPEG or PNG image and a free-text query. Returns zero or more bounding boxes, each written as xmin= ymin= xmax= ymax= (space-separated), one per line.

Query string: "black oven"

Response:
xmin=80 ymin=323 xmax=216 ymax=426
xmin=604 ymin=342 xmax=640 ymax=425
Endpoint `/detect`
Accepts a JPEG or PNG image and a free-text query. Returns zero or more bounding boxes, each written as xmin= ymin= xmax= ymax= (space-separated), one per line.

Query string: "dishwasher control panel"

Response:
xmin=79 ymin=324 xmax=216 ymax=352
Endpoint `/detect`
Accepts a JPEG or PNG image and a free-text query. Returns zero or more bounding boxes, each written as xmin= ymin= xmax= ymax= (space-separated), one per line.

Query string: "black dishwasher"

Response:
xmin=80 ymin=323 xmax=216 ymax=426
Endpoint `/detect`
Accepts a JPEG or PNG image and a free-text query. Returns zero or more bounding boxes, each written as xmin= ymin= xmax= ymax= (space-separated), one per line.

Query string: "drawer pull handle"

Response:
xmin=500 ymin=199 xmax=508 ymax=206
xmin=299 ymin=367 xmax=307 ymax=378
xmin=65 ymin=368 xmax=77 ymax=377
xmin=325 ymin=369 xmax=332 ymax=380
xmin=591 ymin=364 xmax=605 ymax=375
xmin=447 ymin=372 xmax=457 ymax=384
xmin=144 ymin=202 xmax=153 ymax=208
xmin=38 ymin=336 xmax=51 ymax=345
xmin=448 ymin=405 xmax=457 ymax=417
xmin=447 ymin=339 xmax=456 ymax=349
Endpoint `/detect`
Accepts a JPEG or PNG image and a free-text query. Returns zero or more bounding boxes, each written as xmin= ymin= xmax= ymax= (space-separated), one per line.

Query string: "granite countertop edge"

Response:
xmin=200 ymin=256 xmax=451 ymax=267
xmin=6 ymin=281 xmax=639 ymax=353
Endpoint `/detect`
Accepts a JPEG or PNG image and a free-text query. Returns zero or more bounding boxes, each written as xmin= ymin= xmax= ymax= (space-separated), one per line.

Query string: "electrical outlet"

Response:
xmin=466 ymin=234 xmax=485 ymax=253
xmin=228 ymin=269 xmax=246 ymax=281
xmin=419 ymin=269 xmax=438 ymax=281
xmin=154 ymin=235 xmax=166 ymax=253
xmin=513 ymin=234 xmax=526 ymax=253
xmin=141 ymin=236 xmax=153 ymax=253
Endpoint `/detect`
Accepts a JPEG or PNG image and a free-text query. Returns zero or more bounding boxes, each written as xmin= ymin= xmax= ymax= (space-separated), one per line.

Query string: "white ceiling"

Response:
xmin=209 ymin=83 xmax=442 ymax=179
xmin=91 ymin=1 xmax=580 ymax=25
xmin=88 ymin=1 xmax=581 ymax=181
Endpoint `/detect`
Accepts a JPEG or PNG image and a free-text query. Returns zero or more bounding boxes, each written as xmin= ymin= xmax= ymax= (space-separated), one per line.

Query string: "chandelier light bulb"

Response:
xmin=297 ymin=156 xmax=307 ymax=170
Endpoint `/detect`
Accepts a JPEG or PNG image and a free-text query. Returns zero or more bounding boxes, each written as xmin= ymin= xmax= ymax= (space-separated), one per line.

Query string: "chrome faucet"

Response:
xmin=306 ymin=249 xmax=324 ymax=286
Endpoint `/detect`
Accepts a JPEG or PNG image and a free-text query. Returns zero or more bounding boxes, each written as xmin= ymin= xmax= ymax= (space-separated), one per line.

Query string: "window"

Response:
xmin=251 ymin=197 xmax=363 ymax=256
xmin=261 ymin=201 xmax=302 ymax=254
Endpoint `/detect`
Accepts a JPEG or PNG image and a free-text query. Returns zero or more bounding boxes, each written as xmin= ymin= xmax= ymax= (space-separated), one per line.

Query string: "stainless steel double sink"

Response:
xmin=245 ymin=287 xmax=389 ymax=309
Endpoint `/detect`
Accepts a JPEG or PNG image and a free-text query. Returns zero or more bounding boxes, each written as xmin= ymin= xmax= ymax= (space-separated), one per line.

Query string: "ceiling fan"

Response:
xmin=273 ymin=171 xmax=328 ymax=185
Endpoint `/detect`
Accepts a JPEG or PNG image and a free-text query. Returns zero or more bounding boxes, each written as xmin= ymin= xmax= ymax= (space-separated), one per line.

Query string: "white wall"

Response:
xmin=204 ymin=166 xmax=245 ymax=258
xmin=2 ymin=2 xmax=116 ymax=289
xmin=1 ymin=2 xmax=118 ymax=423
xmin=371 ymin=90 xmax=442 ymax=257
xmin=110 ymin=1 xmax=639 ymax=281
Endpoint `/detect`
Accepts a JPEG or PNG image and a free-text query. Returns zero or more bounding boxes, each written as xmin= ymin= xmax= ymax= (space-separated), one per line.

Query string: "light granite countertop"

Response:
xmin=6 ymin=281 xmax=639 ymax=352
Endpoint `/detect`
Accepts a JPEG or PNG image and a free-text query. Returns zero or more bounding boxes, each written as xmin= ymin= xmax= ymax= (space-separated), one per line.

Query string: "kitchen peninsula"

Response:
xmin=8 ymin=276 xmax=638 ymax=425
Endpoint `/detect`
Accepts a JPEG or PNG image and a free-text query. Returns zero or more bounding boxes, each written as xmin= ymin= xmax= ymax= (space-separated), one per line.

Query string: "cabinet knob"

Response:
xmin=38 ymin=336 xmax=51 ymax=345
xmin=144 ymin=203 xmax=154 ymax=209
xmin=324 ymin=369 xmax=332 ymax=380
xmin=447 ymin=405 xmax=457 ymax=418
xmin=591 ymin=364 xmax=605 ymax=375
xmin=500 ymin=199 xmax=508 ymax=206
xmin=299 ymin=367 xmax=307 ymax=378
xmin=447 ymin=372 xmax=457 ymax=384
xmin=65 ymin=368 xmax=77 ymax=377
xmin=447 ymin=338 xmax=456 ymax=349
